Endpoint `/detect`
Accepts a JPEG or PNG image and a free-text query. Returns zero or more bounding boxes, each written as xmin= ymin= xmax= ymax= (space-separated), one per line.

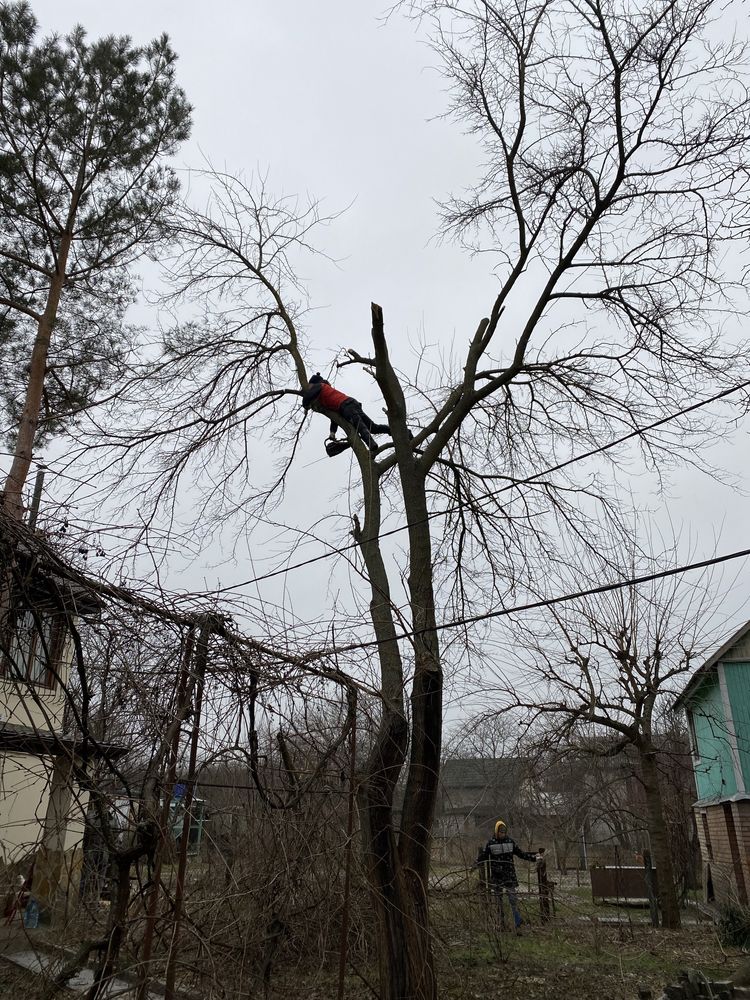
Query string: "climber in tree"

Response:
xmin=302 ymin=373 xmax=390 ymax=454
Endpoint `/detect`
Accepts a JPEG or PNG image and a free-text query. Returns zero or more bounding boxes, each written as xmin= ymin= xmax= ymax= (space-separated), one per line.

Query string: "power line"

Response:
xmin=215 ymin=379 xmax=750 ymax=593
xmin=323 ymin=542 xmax=750 ymax=657
xmin=5 ymin=475 xmax=748 ymax=666
xmin=4 ymin=379 xmax=748 ymax=606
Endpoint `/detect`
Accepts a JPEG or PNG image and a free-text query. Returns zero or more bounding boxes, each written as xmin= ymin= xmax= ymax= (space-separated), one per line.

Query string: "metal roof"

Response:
xmin=673 ymin=618 xmax=750 ymax=709
xmin=440 ymin=757 xmax=530 ymax=789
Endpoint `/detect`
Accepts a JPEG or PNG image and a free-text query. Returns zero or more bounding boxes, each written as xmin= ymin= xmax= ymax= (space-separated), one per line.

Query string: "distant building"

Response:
xmin=436 ymin=746 xmax=699 ymax=876
xmin=675 ymin=621 xmax=750 ymax=905
xmin=436 ymin=757 xmax=532 ymax=838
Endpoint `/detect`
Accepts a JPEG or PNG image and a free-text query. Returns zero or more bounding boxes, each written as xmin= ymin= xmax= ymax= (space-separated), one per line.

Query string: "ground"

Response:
xmin=430 ymin=872 xmax=740 ymax=1000
xmin=0 ymin=927 xmax=741 ymax=1000
xmin=268 ymin=881 xmax=742 ymax=1000
xmin=0 ymin=956 xmax=73 ymax=998
xmin=0 ymin=874 xmax=743 ymax=999
xmin=434 ymin=919 xmax=736 ymax=1000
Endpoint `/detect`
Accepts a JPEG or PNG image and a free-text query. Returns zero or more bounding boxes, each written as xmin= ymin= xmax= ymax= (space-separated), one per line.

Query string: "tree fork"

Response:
xmin=364 ymin=303 xmax=441 ymax=1000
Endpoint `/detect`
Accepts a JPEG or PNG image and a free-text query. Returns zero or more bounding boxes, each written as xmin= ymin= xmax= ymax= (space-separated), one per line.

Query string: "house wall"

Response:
xmin=0 ymin=628 xmax=89 ymax=897
xmin=0 ymin=750 xmax=88 ymax=864
xmin=0 ymin=633 xmax=73 ymax=733
xmin=682 ymin=635 xmax=750 ymax=905
xmin=0 ymin=752 xmax=51 ymax=862
xmin=694 ymin=799 xmax=750 ymax=906
xmin=688 ymin=675 xmax=737 ymax=800
xmin=722 ymin=662 xmax=750 ymax=791
xmin=734 ymin=801 xmax=750 ymax=901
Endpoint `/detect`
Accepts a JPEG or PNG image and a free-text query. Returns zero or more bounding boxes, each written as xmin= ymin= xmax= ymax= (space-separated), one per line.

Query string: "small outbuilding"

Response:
xmin=675 ymin=620 xmax=750 ymax=906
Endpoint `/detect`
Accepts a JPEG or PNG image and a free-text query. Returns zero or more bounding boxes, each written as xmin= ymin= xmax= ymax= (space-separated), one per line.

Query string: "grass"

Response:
xmin=428 ymin=871 xmax=737 ymax=999
xmin=435 ymin=921 xmax=736 ymax=999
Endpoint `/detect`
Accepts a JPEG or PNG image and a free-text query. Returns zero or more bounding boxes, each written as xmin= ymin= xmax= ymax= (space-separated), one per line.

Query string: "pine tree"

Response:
xmin=0 ymin=1 xmax=191 ymax=517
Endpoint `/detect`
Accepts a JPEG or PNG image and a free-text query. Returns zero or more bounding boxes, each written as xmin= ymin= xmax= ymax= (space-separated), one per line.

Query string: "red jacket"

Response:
xmin=318 ymin=383 xmax=349 ymax=411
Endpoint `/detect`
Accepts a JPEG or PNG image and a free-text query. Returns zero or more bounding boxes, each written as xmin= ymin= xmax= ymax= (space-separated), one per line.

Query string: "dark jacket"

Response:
xmin=477 ymin=836 xmax=536 ymax=887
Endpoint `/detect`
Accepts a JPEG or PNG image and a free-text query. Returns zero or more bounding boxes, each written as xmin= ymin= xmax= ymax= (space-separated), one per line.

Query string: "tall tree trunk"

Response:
xmin=639 ymin=745 xmax=681 ymax=929
xmin=397 ymin=474 xmax=441 ymax=999
xmin=369 ymin=303 xmax=442 ymax=999
xmin=354 ymin=446 xmax=415 ymax=998
xmin=2 ymin=230 xmax=72 ymax=520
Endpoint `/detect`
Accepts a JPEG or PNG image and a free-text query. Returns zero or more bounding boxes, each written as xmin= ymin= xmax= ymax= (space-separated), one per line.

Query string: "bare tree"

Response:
xmin=493 ymin=528 xmax=727 ymax=927
xmin=85 ymin=0 xmax=750 ymax=994
xmin=0 ymin=507 xmax=371 ymax=999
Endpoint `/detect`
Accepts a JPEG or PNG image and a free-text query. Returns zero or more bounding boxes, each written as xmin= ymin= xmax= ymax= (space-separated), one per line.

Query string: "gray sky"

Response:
xmin=33 ymin=0 xmax=493 ymax=349
xmin=16 ymin=1 xmax=750 ymax=716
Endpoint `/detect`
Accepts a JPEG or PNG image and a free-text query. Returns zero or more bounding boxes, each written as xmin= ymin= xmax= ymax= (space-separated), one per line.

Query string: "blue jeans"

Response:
xmin=493 ymin=883 xmax=522 ymax=928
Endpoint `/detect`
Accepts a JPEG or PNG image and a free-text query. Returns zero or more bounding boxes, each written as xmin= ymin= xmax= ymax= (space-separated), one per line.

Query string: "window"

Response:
xmin=1 ymin=607 xmax=65 ymax=690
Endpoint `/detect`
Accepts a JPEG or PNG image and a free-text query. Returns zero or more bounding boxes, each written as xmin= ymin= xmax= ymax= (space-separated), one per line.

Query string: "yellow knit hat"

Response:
xmin=494 ymin=819 xmax=507 ymax=837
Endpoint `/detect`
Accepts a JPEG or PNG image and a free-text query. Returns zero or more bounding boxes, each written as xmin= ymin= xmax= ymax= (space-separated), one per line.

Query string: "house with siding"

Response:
xmin=675 ymin=620 xmax=750 ymax=905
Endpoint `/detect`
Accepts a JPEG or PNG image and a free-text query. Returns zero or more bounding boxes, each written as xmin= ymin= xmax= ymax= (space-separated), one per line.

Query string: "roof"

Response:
xmin=0 ymin=722 xmax=129 ymax=761
xmin=674 ymin=618 xmax=750 ymax=709
xmin=2 ymin=520 xmax=104 ymax=617
xmin=440 ymin=757 xmax=530 ymax=790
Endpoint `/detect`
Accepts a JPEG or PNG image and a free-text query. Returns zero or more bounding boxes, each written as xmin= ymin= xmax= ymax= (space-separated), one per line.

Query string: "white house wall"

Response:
xmin=0 ymin=632 xmax=74 ymax=733
xmin=0 ymin=630 xmax=89 ymax=869
xmin=0 ymin=750 xmax=89 ymax=864
xmin=0 ymin=751 xmax=51 ymax=863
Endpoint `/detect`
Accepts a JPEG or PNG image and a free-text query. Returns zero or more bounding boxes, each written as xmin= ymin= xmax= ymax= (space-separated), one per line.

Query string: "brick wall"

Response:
xmin=694 ymin=800 xmax=750 ymax=905
xmin=732 ymin=800 xmax=750 ymax=899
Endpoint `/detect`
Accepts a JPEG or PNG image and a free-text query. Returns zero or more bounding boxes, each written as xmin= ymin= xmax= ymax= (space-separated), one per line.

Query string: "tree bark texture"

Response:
xmin=639 ymin=746 xmax=682 ymax=929
xmin=355 ymin=446 xmax=413 ymax=998
xmin=353 ymin=304 xmax=441 ymax=1000
xmin=2 ymin=230 xmax=72 ymax=520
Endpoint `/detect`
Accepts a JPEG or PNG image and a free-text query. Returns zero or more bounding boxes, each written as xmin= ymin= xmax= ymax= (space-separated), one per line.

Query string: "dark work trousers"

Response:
xmin=339 ymin=399 xmax=390 ymax=450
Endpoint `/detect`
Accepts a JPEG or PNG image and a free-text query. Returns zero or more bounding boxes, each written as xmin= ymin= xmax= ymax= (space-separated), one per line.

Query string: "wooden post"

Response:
xmin=137 ymin=628 xmax=195 ymax=1000
xmin=27 ymin=466 xmax=46 ymax=530
xmin=33 ymin=752 xmax=77 ymax=918
xmin=643 ymin=849 xmax=660 ymax=927
xmin=537 ymin=848 xmax=551 ymax=923
xmin=164 ymin=617 xmax=212 ymax=1000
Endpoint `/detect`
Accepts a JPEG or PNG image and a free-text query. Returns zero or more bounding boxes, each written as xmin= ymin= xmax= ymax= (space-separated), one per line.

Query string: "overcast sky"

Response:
xmin=16 ymin=1 xmax=750 ymax=717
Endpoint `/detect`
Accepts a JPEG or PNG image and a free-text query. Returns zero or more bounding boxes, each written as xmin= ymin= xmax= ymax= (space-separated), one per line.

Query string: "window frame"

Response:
xmin=1 ymin=603 xmax=67 ymax=691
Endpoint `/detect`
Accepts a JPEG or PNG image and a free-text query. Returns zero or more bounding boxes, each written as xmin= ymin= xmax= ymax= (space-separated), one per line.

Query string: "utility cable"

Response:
xmin=321 ymin=542 xmax=750 ymax=657
xmin=216 ymin=379 xmax=750 ymax=593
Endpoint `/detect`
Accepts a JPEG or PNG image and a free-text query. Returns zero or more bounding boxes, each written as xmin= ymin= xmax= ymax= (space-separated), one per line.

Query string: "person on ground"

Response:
xmin=476 ymin=819 xmax=541 ymax=932
xmin=301 ymin=373 xmax=390 ymax=453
